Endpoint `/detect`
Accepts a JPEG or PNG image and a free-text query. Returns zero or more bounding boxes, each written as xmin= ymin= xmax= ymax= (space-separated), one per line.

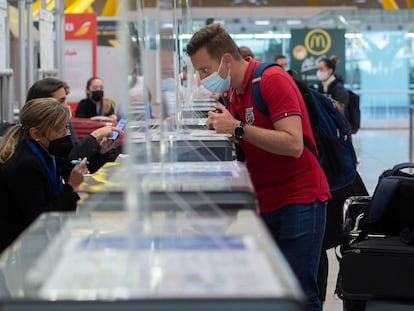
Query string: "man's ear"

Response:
xmin=223 ymin=53 xmax=233 ymax=68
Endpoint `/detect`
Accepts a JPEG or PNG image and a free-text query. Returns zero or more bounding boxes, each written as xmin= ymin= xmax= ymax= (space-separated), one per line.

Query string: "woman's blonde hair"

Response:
xmin=0 ymin=98 xmax=70 ymax=163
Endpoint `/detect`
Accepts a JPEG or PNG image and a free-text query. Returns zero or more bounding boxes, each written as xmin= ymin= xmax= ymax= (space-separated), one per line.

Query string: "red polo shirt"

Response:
xmin=228 ymin=58 xmax=330 ymax=213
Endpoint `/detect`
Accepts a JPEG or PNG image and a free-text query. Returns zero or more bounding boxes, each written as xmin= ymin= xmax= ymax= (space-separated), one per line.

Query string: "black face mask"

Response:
xmin=91 ymin=90 xmax=104 ymax=102
xmin=48 ymin=135 xmax=74 ymax=157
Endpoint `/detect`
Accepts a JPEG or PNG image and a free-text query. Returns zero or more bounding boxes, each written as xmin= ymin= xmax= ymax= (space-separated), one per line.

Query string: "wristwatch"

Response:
xmin=234 ymin=121 xmax=245 ymax=140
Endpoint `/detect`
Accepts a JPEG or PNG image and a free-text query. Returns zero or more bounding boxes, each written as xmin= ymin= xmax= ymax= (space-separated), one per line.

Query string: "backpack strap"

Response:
xmin=251 ymin=62 xmax=280 ymax=117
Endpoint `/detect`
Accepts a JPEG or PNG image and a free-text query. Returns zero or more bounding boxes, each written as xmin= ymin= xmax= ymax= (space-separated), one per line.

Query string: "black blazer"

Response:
xmin=0 ymin=139 xmax=80 ymax=252
xmin=68 ymin=134 xmax=110 ymax=173
xmin=75 ymin=98 xmax=115 ymax=118
xmin=317 ymin=78 xmax=349 ymax=106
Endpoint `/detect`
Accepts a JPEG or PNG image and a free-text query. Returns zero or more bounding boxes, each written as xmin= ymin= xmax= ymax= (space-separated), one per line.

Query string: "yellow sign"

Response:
xmin=304 ymin=29 xmax=331 ymax=56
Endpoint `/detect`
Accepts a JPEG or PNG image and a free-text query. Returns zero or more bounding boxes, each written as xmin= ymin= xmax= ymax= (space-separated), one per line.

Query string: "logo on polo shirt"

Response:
xmin=245 ymin=107 xmax=255 ymax=124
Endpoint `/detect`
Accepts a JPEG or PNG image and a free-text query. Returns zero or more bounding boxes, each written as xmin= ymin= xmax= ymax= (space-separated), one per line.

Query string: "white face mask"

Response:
xmin=201 ymin=57 xmax=231 ymax=93
xmin=317 ymin=70 xmax=330 ymax=81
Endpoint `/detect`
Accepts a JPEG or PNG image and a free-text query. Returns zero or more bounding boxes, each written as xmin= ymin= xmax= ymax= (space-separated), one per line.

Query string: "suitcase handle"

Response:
xmin=390 ymin=162 xmax=414 ymax=175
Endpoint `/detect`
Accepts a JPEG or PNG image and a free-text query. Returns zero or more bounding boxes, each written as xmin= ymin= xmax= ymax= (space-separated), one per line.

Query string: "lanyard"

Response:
xmin=27 ymin=140 xmax=63 ymax=193
xmin=97 ymin=103 xmax=103 ymax=116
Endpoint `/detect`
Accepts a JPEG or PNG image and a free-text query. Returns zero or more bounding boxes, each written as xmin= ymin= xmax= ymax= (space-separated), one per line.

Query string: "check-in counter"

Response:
xmin=180 ymin=99 xmax=218 ymax=119
xmin=129 ymin=130 xmax=234 ymax=162
xmin=0 ymin=210 xmax=306 ymax=311
xmin=78 ymin=161 xmax=257 ymax=212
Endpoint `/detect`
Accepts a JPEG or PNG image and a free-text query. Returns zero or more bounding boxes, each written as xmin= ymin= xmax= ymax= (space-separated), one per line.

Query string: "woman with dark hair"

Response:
xmin=26 ymin=77 xmax=70 ymax=105
xmin=0 ymin=98 xmax=89 ymax=252
xmin=316 ymin=57 xmax=349 ymax=113
xmin=75 ymin=77 xmax=117 ymax=122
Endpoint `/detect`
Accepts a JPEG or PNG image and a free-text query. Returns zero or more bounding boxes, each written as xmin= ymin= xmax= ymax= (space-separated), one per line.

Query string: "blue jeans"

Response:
xmin=261 ymin=200 xmax=326 ymax=311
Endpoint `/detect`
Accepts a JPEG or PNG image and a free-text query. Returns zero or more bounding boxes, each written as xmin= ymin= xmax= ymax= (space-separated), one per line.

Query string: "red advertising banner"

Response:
xmin=64 ymin=13 xmax=97 ymax=106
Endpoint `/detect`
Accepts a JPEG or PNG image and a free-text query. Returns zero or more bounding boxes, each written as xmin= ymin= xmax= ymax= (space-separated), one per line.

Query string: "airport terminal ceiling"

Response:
xmin=88 ymin=0 xmax=414 ymax=11
xmin=114 ymin=1 xmax=414 ymax=33
xmin=137 ymin=0 xmax=411 ymax=9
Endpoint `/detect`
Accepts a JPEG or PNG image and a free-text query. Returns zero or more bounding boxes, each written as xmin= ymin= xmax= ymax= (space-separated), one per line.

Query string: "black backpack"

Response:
xmin=345 ymin=89 xmax=361 ymax=134
xmin=251 ymin=63 xmax=358 ymax=191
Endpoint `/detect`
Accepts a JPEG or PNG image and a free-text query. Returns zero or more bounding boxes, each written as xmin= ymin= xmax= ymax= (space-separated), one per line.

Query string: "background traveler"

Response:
xmin=316 ymin=57 xmax=348 ymax=113
xmin=275 ymin=54 xmax=289 ymax=69
xmin=239 ymin=46 xmax=254 ymax=58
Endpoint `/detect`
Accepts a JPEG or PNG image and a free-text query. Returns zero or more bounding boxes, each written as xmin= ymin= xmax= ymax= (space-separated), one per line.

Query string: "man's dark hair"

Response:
xmin=186 ymin=23 xmax=241 ymax=62
xmin=275 ymin=54 xmax=287 ymax=61
xmin=239 ymin=46 xmax=254 ymax=58
xmin=26 ymin=77 xmax=70 ymax=102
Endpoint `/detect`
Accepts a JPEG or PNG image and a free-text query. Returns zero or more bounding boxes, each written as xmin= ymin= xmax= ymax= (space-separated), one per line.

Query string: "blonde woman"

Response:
xmin=0 ymin=98 xmax=89 ymax=252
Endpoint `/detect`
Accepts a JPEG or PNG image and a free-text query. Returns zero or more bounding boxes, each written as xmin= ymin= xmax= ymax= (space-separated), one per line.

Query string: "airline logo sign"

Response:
xmin=65 ymin=13 xmax=97 ymax=40
xmin=305 ymin=29 xmax=332 ymax=56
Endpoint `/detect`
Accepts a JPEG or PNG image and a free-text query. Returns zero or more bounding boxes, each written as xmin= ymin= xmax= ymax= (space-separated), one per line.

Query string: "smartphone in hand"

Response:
xmin=112 ymin=118 xmax=127 ymax=140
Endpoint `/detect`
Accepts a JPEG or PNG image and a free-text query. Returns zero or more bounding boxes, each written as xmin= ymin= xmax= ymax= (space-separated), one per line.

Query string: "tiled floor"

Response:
xmin=323 ymin=127 xmax=410 ymax=311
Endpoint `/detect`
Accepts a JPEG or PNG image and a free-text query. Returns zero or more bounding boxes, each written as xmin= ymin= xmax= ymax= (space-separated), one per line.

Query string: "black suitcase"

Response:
xmin=336 ymin=196 xmax=414 ymax=311
xmin=337 ymin=236 xmax=414 ymax=302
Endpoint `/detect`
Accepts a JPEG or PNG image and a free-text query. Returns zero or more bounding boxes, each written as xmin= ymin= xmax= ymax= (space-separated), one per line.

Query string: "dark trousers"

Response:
xmin=317 ymin=171 xmax=368 ymax=303
xmin=262 ymin=200 xmax=326 ymax=311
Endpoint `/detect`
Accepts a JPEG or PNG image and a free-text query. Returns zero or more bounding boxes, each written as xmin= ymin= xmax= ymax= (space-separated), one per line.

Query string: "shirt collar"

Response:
xmin=237 ymin=57 xmax=257 ymax=95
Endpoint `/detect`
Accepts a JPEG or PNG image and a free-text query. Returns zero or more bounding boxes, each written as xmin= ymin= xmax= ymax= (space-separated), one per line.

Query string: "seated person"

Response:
xmin=75 ymin=77 xmax=117 ymax=122
xmin=0 ymin=98 xmax=89 ymax=252
xmin=26 ymin=78 xmax=123 ymax=173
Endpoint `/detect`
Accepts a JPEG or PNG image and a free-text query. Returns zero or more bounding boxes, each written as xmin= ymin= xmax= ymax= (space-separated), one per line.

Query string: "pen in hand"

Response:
xmin=70 ymin=160 xmax=90 ymax=165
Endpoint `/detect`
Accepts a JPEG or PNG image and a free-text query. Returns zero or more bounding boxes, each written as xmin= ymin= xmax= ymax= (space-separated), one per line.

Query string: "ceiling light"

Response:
xmin=286 ymin=20 xmax=302 ymax=26
xmin=255 ymin=20 xmax=270 ymax=26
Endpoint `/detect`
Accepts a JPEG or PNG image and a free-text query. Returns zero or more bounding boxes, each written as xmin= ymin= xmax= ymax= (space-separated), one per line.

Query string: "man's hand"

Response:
xmin=207 ymin=104 xmax=239 ymax=135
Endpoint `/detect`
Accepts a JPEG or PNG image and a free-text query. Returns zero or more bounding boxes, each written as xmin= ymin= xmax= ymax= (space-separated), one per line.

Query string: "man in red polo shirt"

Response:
xmin=186 ymin=23 xmax=330 ymax=311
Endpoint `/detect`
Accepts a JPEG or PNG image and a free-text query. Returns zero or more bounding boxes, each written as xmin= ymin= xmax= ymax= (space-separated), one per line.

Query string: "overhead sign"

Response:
xmin=290 ymin=28 xmax=345 ymax=87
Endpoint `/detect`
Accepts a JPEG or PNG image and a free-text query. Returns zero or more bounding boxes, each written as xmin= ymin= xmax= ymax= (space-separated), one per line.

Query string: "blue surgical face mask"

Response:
xmin=201 ymin=58 xmax=231 ymax=93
